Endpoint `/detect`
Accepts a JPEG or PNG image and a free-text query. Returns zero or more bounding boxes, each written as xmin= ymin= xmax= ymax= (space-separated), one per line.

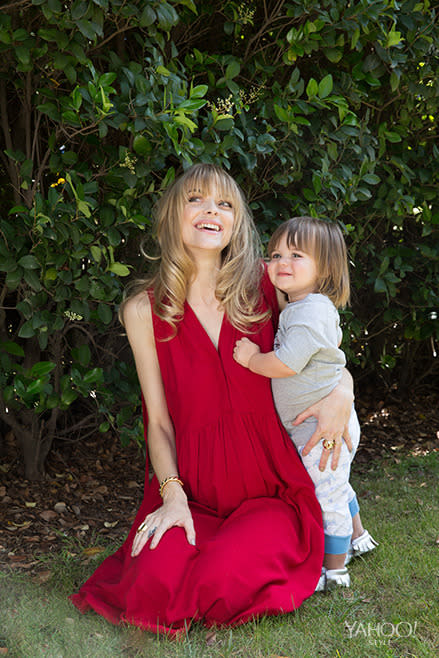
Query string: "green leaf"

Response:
xmin=362 ymin=174 xmax=381 ymax=184
xmin=156 ymin=65 xmax=170 ymax=76
xmin=215 ymin=117 xmax=234 ymax=131
xmin=384 ymin=131 xmax=402 ymax=143
xmin=71 ymin=343 xmax=91 ymax=366
xmin=18 ymin=320 xmax=35 ymax=338
xmin=133 ymin=135 xmax=152 ymax=155
xmin=18 ymin=254 xmax=39 ymax=269
xmin=140 ymin=5 xmax=156 ymax=27
xmin=386 ymin=29 xmax=402 ymax=48
xmin=98 ymin=303 xmax=113 ymax=324
xmin=174 ymin=114 xmax=197 ymax=131
xmin=225 ymin=61 xmax=240 ymax=80
xmin=30 ymin=361 xmax=56 ymax=378
xmin=90 ymin=245 xmax=102 ymax=263
xmin=77 ymin=19 xmax=97 ymax=40
xmin=191 ymin=84 xmax=208 ymax=99
xmin=324 ymin=48 xmax=343 ymax=63
xmin=274 ymin=105 xmax=289 ymax=122
xmin=0 ymin=341 xmax=25 ymax=357
xmin=306 ymin=78 xmax=319 ymax=98
xmin=108 ymin=262 xmax=130 ymax=276
xmin=318 ymin=74 xmax=333 ymax=99
xmin=83 ymin=367 xmax=103 ymax=384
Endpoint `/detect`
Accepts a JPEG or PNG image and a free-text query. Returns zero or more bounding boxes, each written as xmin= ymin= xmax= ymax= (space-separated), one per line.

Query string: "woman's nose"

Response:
xmin=204 ymin=198 xmax=218 ymax=213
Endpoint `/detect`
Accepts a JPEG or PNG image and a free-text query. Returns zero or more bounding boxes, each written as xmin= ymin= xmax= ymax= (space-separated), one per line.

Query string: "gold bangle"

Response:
xmin=159 ymin=476 xmax=184 ymax=498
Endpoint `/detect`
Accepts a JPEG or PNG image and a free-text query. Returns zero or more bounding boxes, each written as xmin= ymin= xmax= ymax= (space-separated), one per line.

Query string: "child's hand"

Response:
xmin=233 ymin=337 xmax=260 ymax=368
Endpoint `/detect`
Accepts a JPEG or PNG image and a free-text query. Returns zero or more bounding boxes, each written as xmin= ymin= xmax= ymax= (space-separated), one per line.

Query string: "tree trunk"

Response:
xmin=16 ymin=418 xmax=54 ymax=481
xmin=0 ymin=401 xmax=54 ymax=481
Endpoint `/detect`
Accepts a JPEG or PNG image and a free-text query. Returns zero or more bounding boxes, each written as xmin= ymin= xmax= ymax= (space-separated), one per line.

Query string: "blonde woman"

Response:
xmin=71 ymin=164 xmax=354 ymax=636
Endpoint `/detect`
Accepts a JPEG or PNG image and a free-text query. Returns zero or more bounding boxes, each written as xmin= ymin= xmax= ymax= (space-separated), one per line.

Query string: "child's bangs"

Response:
xmin=285 ymin=223 xmax=316 ymax=254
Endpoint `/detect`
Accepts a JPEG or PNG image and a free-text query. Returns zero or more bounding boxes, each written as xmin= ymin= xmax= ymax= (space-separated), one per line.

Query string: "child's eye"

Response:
xmin=188 ymin=195 xmax=201 ymax=203
xmin=219 ymin=200 xmax=232 ymax=208
xmin=270 ymin=253 xmax=281 ymax=260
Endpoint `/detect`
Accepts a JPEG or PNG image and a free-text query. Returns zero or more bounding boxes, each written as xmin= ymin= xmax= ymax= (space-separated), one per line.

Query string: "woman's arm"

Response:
xmin=123 ymin=293 xmax=195 ymax=555
xmin=296 ymin=368 xmax=354 ymax=471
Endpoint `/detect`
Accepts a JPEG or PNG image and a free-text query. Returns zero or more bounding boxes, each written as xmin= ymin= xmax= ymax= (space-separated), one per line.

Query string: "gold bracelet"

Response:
xmin=159 ymin=476 xmax=184 ymax=498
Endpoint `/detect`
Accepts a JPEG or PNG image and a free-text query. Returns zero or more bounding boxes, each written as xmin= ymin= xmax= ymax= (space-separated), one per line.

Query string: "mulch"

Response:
xmin=1 ymin=390 xmax=438 ymax=578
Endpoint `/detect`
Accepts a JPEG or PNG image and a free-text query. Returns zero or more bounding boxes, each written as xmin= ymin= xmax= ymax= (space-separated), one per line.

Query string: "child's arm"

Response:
xmin=233 ymin=337 xmax=296 ymax=378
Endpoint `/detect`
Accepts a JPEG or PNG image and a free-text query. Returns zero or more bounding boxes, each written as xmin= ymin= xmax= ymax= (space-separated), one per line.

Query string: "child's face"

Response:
xmin=267 ymin=234 xmax=319 ymax=302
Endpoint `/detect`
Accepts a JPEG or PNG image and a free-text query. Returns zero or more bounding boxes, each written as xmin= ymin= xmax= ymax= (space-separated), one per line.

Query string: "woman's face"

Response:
xmin=180 ymin=184 xmax=235 ymax=255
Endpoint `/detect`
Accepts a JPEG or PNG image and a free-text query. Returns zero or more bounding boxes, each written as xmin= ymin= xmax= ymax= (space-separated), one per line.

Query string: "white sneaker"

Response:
xmin=314 ymin=567 xmax=327 ymax=592
xmin=345 ymin=530 xmax=379 ymax=565
xmin=325 ymin=567 xmax=350 ymax=589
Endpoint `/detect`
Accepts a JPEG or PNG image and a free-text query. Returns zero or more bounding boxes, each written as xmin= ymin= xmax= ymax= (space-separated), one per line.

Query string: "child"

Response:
xmin=233 ymin=216 xmax=378 ymax=591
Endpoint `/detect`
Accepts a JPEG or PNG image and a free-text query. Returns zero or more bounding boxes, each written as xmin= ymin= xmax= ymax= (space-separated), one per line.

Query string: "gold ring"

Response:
xmin=322 ymin=439 xmax=336 ymax=451
xmin=136 ymin=521 xmax=148 ymax=534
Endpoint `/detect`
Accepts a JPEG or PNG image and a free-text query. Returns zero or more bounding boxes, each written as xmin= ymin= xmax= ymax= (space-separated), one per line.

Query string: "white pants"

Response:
xmin=289 ymin=407 xmax=361 ymax=555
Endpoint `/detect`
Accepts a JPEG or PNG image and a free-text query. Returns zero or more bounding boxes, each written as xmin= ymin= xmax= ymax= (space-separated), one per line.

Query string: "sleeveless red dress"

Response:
xmin=70 ymin=270 xmax=323 ymax=636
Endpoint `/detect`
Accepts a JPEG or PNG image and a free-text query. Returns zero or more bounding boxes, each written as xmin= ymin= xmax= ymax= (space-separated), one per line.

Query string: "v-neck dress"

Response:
xmin=70 ymin=268 xmax=324 ymax=636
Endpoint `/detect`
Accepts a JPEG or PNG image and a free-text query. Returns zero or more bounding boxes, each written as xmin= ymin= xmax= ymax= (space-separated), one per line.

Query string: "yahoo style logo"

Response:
xmin=345 ymin=621 xmax=418 ymax=646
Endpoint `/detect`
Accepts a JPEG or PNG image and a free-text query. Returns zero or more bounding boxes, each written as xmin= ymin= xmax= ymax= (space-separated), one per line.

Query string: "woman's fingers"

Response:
xmin=131 ymin=505 xmax=196 ymax=554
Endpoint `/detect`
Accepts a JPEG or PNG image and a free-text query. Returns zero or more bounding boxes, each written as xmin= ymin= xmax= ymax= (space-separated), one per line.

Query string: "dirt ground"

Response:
xmin=1 ymin=389 xmax=438 ymax=579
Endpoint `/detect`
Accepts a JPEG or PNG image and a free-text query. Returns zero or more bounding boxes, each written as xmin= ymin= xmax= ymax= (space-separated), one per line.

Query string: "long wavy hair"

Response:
xmin=267 ymin=216 xmax=350 ymax=308
xmin=121 ymin=163 xmax=270 ymax=335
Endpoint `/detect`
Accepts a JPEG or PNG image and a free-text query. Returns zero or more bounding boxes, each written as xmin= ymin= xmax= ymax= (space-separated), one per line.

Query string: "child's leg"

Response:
xmin=292 ymin=419 xmax=355 ymax=570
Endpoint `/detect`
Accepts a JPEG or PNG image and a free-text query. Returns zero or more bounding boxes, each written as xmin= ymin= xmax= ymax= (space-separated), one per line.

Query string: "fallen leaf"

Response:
xmin=33 ymin=571 xmax=52 ymax=584
xmin=205 ymin=631 xmax=216 ymax=646
xmin=54 ymin=502 xmax=67 ymax=514
xmin=10 ymin=521 xmax=32 ymax=529
xmin=0 ymin=647 xmax=9 ymax=654
xmin=104 ymin=521 xmax=118 ymax=528
xmin=40 ymin=510 xmax=57 ymax=521
xmin=25 ymin=501 xmax=37 ymax=508
xmin=0 ymin=486 xmax=6 ymax=497
xmin=83 ymin=546 xmax=106 ymax=557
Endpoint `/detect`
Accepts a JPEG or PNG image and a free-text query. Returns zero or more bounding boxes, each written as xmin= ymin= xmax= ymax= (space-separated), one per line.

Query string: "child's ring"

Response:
xmin=322 ymin=439 xmax=335 ymax=450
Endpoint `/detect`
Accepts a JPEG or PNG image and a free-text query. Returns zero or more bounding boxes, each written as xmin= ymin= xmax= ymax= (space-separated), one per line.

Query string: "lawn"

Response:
xmin=1 ymin=451 xmax=438 ymax=658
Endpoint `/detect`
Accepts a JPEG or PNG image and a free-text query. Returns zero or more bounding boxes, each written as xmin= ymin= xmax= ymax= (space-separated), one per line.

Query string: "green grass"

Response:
xmin=1 ymin=453 xmax=438 ymax=658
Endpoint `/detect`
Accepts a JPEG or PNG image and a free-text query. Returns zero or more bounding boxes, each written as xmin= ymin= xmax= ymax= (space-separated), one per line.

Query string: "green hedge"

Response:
xmin=0 ymin=0 xmax=438 ymax=477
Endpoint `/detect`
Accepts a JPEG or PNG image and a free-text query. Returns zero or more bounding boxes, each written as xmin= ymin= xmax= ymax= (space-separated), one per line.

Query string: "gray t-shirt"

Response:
xmin=271 ymin=293 xmax=345 ymax=433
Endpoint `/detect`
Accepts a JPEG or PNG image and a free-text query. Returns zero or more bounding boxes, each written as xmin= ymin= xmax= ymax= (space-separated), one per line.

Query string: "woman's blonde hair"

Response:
xmin=267 ymin=216 xmax=350 ymax=308
xmin=121 ymin=163 xmax=270 ymax=334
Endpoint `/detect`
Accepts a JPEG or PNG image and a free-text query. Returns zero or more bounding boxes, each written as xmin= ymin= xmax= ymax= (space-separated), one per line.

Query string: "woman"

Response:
xmin=71 ymin=164 xmax=354 ymax=636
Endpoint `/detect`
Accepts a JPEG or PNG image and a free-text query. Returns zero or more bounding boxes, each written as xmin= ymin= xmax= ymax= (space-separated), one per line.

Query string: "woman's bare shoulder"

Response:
xmin=122 ymin=290 xmax=152 ymax=326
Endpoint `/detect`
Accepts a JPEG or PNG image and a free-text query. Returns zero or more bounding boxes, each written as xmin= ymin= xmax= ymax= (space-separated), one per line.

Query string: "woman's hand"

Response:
xmin=233 ymin=337 xmax=260 ymax=368
xmin=294 ymin=371 xmax=354 ymax=471
xmin=131 ymin=485 xmax=196 ymax=556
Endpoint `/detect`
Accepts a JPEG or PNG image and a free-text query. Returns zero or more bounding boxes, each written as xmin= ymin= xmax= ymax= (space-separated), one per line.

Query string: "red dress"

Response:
xmin=70 ymin=270 xmax=323 ymax=636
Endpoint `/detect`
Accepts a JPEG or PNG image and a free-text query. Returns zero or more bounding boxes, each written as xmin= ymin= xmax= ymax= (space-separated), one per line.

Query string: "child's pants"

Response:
xmin=289 ymin=406 xmax=361 ymax=555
